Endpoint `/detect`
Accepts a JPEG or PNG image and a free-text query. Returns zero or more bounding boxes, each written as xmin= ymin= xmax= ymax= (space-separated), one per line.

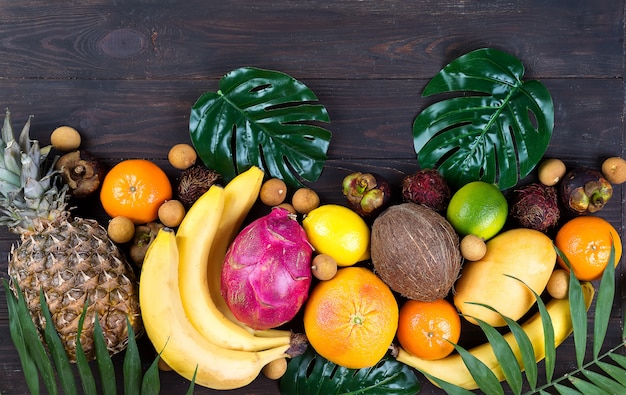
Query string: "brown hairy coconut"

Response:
xmin=371 ymin=203 xmax=462 ymax=301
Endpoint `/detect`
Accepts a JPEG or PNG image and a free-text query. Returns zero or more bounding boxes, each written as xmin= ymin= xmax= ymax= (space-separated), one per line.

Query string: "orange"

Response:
xmin=397 ymin=298 xmax=461 ymax=360
xmin=302 ymin=267 xmax=398 ymax=369
xmin=555 ymin=216 xmax=622 ymax=281
xmin=100 ymin=159 xmax=172 ymax=224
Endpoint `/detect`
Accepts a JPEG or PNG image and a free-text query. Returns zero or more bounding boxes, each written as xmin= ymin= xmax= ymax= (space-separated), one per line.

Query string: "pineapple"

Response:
xmin=0 ymin=109 xmax=142 ymax=362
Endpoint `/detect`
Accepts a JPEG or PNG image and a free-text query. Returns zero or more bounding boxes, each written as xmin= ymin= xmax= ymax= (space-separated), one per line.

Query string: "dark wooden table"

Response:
xmin=1 ymin=1 xmax=624 ymax=394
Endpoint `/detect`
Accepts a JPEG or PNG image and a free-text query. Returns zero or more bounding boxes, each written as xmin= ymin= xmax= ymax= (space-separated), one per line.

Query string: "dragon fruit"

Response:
xmin=221 ymin=207 xmax=313 ymax=330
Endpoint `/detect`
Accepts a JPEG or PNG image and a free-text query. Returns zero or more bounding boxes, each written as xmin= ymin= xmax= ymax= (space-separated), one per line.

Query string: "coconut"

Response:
xmin=370 ymin=202 xmax=462 ymax=301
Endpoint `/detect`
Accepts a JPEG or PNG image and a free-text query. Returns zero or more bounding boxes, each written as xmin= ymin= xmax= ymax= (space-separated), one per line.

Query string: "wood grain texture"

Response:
xmin=0 ymin=0 xmax=624 ymax=393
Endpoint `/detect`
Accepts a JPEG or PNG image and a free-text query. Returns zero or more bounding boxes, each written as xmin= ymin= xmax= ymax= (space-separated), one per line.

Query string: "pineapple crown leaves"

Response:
xmin=0 ymin=109 xmax=69 ymax=233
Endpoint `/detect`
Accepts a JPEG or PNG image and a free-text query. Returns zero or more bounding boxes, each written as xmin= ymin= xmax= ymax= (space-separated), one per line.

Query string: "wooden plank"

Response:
xmin=0 ymin=0 xmax=622 ymax=79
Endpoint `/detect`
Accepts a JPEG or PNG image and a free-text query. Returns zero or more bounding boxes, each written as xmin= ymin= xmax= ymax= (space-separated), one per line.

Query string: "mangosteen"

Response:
xmin=559 ymin=167 xmax=612 ymax=215
xmin=509 ymin=183 xmax=560 ymax=233
xmin=401 ymin=169 xmax=451 ymax=212
xmin=54 ymin=150 xmax=104 ymax=198
xmin=341 ymin=172 xmax=392 ymax=217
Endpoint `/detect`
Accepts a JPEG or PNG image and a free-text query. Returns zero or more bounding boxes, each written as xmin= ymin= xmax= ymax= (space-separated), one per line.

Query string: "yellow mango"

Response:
xmin=453 ymin=228 xmax=556 ymax=327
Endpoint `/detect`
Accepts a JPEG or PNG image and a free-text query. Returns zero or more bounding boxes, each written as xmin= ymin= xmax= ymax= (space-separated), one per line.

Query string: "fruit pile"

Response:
xmin=3 ymin=49 xmax=625 ymax=394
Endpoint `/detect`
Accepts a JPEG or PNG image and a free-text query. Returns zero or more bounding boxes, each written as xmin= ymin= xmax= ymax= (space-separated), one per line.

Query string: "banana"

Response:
xmin=396 ymin=281 xmax=595 ymax=390
xmin=140 ymin=227 xmax=293 ymax=390
xmin=177 ymin=169 xmax=292 ymax=351
xmin=206 ymin=166 xmax=291 ymax=338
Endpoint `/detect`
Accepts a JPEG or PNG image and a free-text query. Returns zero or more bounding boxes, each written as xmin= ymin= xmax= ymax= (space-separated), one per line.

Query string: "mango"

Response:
xmin=453 ymin=228 xmax=556 ymax=327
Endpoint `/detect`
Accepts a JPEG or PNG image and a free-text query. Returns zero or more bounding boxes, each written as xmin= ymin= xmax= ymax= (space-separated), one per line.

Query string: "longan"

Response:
xmin=601 ymin=156 xmax=626 ymax=184
xmin=276 ymin=202 xmax=297 ymax=214
xmin=311 ymin=254 xmax=338 ymax=281
xmin=291 ymin=187 xmax=320 ymax=214
xmin=460 ymin=234 xmax=487 ymax=261
xmin=260 ymin=178 xmax=288 ymax=206
xmin=262 ymin=357 xmax=288 ymax=380
xmin=107 ymin=216 xmax=136 ymax=244
xmin=51 ymin=126 xmax=81 ymax=152
xmin=537 ymin=158 xmax=567 ymax=186
xmin=168 ymin=143 xmax=197 ymax=170
xmin=546 ymin=269 xmax=570 ymax=299
xmin=158 ymin=199 xmax=186 ymax=227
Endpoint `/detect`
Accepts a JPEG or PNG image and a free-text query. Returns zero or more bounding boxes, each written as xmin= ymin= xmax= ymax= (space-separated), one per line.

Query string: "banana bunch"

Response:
xmin=140 ymin=166 xmax=305 ymax=390
xmin=396 ymin=281 xmax=595 ymax=390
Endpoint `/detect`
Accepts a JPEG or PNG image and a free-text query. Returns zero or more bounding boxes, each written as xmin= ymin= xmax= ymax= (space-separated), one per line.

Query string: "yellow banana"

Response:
xmin=177 ymin=171 xmax=292 ymax=351
xmin=207 ymin=166 xmax=291 ymax=338
xmin=140 ymin=227 xmax=291 ymax=390
xmin=396 ymin=281 xmax=595 ymax=390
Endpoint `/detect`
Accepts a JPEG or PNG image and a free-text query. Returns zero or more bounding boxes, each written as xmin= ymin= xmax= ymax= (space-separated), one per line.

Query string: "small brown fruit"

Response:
xmin=460 ymin=234 xmax=487 ymax=261
xmin=260 ymin=178 xmax=288 ymax=206
xmin=546 ymin=269 xmax=570 ymax=299
xmin=311 ymin=254 xmax=338 ymax=281
xmin=262 ymin=357 xmax=288 ymax=380
xmin=276 ymin=202 xmax=297 ymax=214
xmin=537 ymin=158 xmax=567 ymax=186
xmin=168 ymin=143 xmax=197 ymax=170
xmin=158 ymin=200 xmax=186 ymax=227
xmin=601 ymin=156 xmax=626 ymax=185
xmin=107 ymin=216 xmax=136 ymax=244
xmin=51 ymin=126 xmax=82 ymax=151
xmin=292 ymin=187 xmax=320 ymax=214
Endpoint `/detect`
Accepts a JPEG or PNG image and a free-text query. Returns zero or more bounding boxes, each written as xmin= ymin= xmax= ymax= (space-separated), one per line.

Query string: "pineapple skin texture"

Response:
xmin=8 ymin=216 xmax=142 ymax=362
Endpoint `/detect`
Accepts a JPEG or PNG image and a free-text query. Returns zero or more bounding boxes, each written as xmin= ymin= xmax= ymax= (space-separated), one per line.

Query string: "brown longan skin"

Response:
xmin=546 ymin=269 xmax=570 ymax=299
xmin=292 ymin=187 xmax=320 ymax=214
xmin=537 ymin=158 xmax=567 ymax=186
xmin=601 ymin=156 xmax=626 ymax=184
xmin=158 ymin=199 xmax=186 ymax=227
xmin=51 ymin=126 xmax=82 ymax=152
xmin=262 ymin=357 xmax=287 ymax=380
xmin=168 ymin=143 xmax=197 ymax=170
xmin=260 ymin=178 xmax=288 ymax=206
xmin=460 ymin=234 xmax=487 ymax=261
xmin=107 ymin=216 xmax=136 ymax=244
xmin=311 ymin=254 xmax=338 ymax=281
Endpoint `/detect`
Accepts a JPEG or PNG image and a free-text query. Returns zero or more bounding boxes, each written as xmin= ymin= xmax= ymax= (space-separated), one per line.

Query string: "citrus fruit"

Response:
xmin=396 ymin=298 xmax=461 ymax=360
xmin=100 ymin=159 xmax=172 ymax=224
xmin=555 ymin=215 xmax=622 ymax=281
xmin=303 ymin=267 xmax=398 ymax=369
xmin=446 ymin=181 xmax=508 ymax=240
xmin=302 ymin=204 xmax=370 ymax=266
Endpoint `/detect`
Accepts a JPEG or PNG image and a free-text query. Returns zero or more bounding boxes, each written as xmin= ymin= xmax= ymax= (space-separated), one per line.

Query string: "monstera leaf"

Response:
xmin=190 ymin=67 xmax=332 ymax=188
xmin=413 ymin=48 xmax=554 ymax=191
xmin=280 ymin=348 xmax=420 ymax=395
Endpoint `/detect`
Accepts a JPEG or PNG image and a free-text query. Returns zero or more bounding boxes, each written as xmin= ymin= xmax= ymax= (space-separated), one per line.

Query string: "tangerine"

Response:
xmin=100 ymin=159 xmax=172 ymax=224
xmin=302 ymin=267 xmax=398 ymax=369
xmin=555 ymin=215 xmax=622 ymax=281
xmin=397 ymin=298 xmax=461 ymax=360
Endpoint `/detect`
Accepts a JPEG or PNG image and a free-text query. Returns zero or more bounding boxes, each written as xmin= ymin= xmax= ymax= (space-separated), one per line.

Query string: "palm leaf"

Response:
xmin=412 ymin=48 xmax=554 ymax=190
xmin=190 ymin=67 xmax=332 ymax=188
xmin=425 ymin=241 xmax=625 ymax=394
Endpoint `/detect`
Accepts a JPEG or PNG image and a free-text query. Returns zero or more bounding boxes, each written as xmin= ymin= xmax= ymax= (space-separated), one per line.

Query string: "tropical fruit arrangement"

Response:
xmin=2 ymin=48 xmax=626 ymax=394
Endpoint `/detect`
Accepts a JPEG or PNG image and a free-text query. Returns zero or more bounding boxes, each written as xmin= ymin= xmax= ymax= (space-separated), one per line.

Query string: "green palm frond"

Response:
xmin=432 ymin=242 xmax=624 ymax=394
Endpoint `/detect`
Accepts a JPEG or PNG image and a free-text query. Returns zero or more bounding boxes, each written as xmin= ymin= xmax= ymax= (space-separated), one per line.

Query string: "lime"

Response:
xmin=446 ymin=181 xmax=508 ymax=240
xmin=302 ymin=204 xmax=370 ymax=267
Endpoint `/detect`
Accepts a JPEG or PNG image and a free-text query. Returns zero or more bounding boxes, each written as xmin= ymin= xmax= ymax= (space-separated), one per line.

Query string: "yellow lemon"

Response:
xmin=302 ymin=204 xmax=370 ymax=267
xmin=446 ymin=181 xmax=508 ymax=241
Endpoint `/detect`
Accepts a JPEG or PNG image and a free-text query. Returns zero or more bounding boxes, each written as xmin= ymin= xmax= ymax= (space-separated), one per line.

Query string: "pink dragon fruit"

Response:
xmin=221 ymin=207 xmax=313 ymax=330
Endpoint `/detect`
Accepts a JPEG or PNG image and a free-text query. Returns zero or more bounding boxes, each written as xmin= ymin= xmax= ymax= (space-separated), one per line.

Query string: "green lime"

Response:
xmin=446 ymin=181 xmax=508 ymax=240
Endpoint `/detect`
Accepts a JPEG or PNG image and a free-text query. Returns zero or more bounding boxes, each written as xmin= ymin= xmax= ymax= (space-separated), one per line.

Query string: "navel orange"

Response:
xmin=302 ymin=267 xmax=398 ymax=369
xmin=555 ymin=215 xmax=622 ymax=281
xmin=100 ymin=159 xmax=172 ymax=224
xmin=396 ymin=298 xmax=461 ymax=360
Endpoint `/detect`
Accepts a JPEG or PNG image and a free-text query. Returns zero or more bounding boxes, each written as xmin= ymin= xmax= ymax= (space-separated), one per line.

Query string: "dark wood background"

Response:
xmin=1 ymin=1 xmax=624 ymax=394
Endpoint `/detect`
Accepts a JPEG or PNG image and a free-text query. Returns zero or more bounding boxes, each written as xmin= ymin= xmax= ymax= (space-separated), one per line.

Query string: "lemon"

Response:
xmin=302 ymin=204 xmax=370 ymax=267
xmin=446 ymin=181 xmax=508 ymax=240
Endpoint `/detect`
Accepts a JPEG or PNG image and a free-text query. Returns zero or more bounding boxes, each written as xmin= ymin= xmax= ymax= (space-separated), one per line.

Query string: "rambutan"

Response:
xmin=509 ymin=183 xmax=560 ymax=233
xmin=401 ymin=169 xmax=451 ymax=212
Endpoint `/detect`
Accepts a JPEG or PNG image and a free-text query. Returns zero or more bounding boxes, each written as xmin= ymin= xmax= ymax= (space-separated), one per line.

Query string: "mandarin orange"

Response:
xmin=396 ymin=298 xmax=461 ymax=360
xmin=555 ymin=215 xmax=622 ymax=281
xmin=302 ymin=267 xmax=398 ymax=369
xmin=100 ymin=159 xmax=172 ymax=224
